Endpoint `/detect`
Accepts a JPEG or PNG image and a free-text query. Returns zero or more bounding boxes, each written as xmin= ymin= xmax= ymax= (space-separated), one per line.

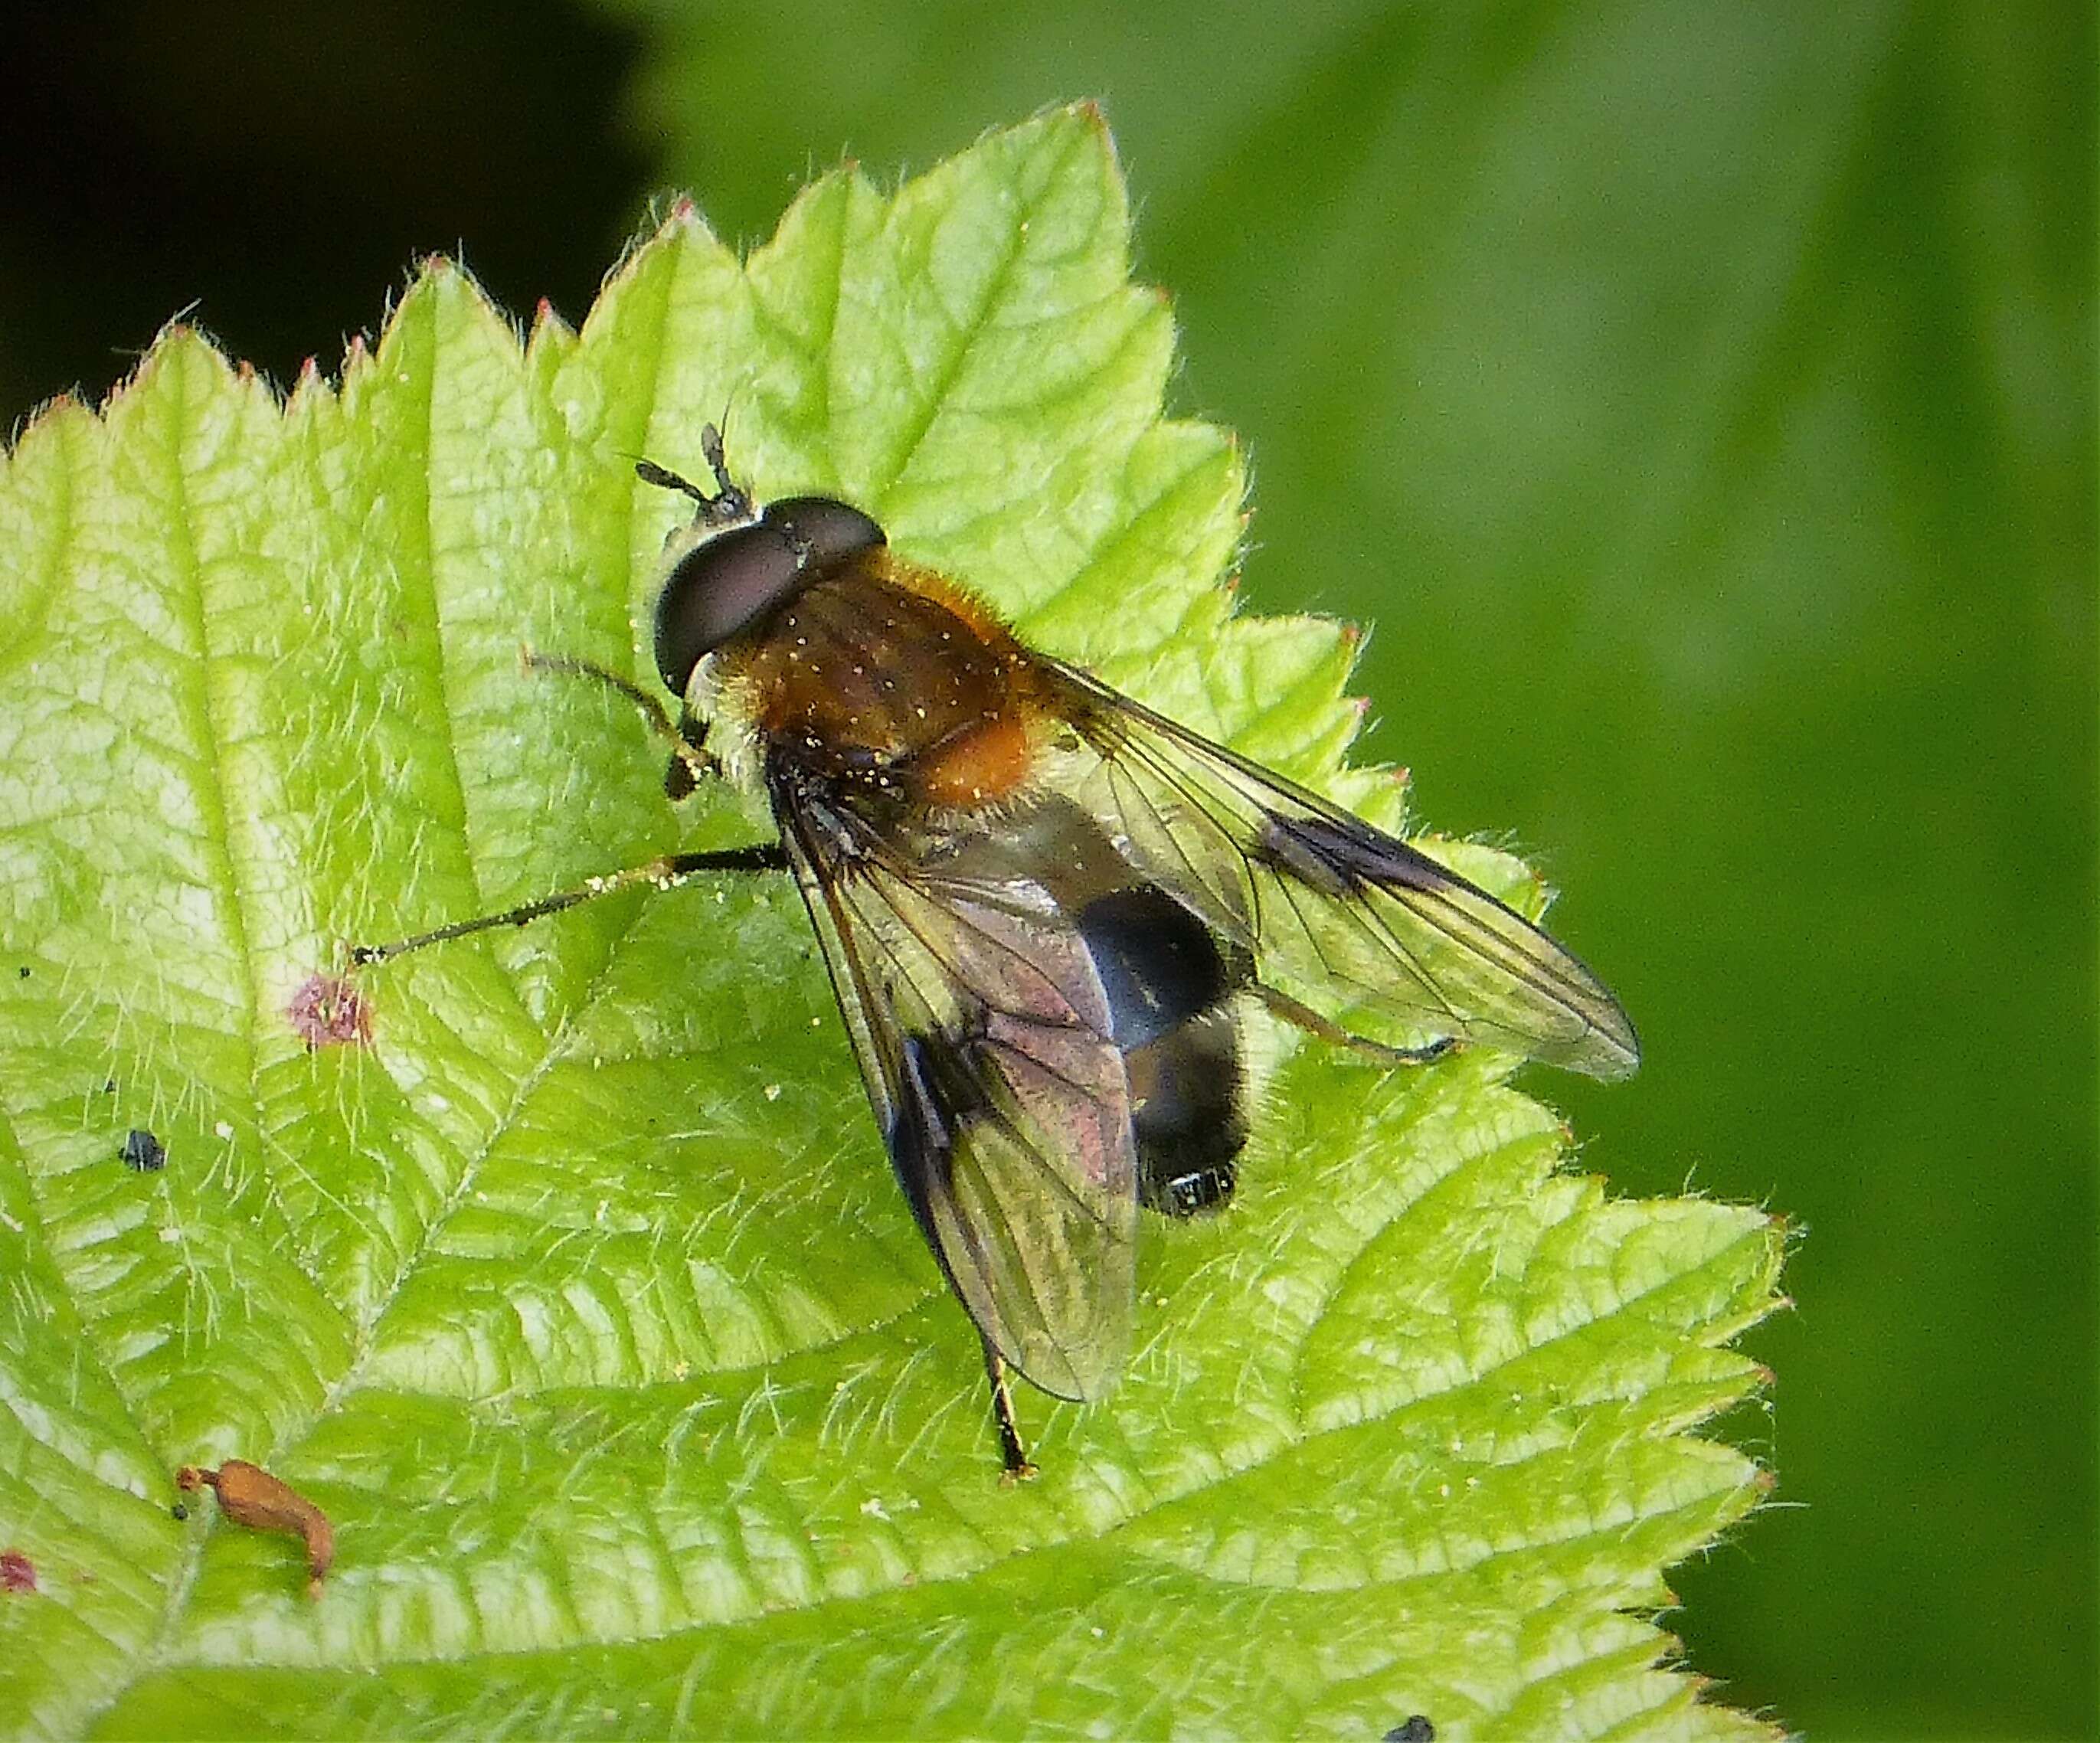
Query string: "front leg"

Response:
xmin=521 ymin=650 xmax=718 ymax=796
xmin=348 ymin=845 xmax=790 ymax=966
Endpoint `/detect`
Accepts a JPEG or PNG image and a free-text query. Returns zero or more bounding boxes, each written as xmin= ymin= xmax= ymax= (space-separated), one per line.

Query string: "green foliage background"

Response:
xmin=609 ymin=5 xmax=2095 ymax=1740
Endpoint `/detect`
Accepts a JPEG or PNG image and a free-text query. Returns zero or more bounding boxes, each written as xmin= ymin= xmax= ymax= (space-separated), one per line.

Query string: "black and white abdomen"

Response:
xmin=1075 ymin=885 xmax=1251 ymax=1215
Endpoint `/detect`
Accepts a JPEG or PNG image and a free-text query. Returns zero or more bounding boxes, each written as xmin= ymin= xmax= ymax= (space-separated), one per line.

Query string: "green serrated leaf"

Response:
xmin=0 ymin=106 xmax=1781 ymax=1741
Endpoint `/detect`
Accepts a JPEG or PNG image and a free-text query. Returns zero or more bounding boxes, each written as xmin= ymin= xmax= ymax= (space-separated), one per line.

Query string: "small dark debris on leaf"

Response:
xmin=15 ymin=966 xmax=28 ymax=979
xmin=119 ymin=1128 xmax=166 ymax=1172
xmin=1 ymin=1549 xmax=34 ymax=1592
xmin=177 ymin=1460 xmax=334 ymax=1599
xmin=171 ymin=1501 xmax=188 ymax=1521
xmin=103 ymin=1080 xmax=116 ymax=1094
xmin=286 ymin=973 xmax=372 ymax=1049
xmin=1383 ymin=1720 xmax=1434 ymax=1743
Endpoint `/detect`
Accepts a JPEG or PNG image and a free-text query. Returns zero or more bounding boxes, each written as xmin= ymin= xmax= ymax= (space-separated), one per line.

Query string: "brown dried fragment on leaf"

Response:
xmin=0 ymin=1548 xmax=34 ymax=1592
xmin=177 ymin=1460 xmax=334 ymax=1599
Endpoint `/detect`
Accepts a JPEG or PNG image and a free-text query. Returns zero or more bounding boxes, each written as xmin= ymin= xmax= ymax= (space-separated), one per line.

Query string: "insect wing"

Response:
xmin=774 ymin=786 xmax=1139 ymax=1401
xmin=1043 ymin=660 xmax=1640 ymax=1080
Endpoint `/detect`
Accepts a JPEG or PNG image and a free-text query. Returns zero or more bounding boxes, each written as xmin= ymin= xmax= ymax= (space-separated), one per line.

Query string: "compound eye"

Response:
xmin=762 ymin=497 xmax=887 ymax=568
xmin=652 ymin=523 xmax=805 ymax=695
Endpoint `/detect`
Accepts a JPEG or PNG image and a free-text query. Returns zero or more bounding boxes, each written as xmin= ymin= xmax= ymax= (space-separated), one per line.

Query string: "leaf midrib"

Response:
xmin=865 ymin=116 xmax=1091 ymax=507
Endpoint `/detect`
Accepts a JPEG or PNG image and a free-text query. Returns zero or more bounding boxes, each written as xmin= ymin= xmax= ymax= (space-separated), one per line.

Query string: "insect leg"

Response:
xmin=521 ymin=651 xmax=716 ymax=796
xmin=1250 ymin=983 xmax=1461 ymax=1068
xmin=981 ymin=1336 xmax=1039 ymax=1483
xmin=348 ymin=844 xmax=790 ymax=966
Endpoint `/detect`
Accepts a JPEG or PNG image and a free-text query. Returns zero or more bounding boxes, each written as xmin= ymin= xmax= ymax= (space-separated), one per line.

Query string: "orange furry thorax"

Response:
xmin=714 ymin=548 xmax=1050 ymax=813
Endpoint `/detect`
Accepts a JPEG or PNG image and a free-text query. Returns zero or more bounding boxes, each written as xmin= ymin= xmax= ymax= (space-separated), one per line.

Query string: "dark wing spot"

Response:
xmin=886 ymin=1032 xmax=980 ymax=1253
xmin=1259 ymin=813 xmax=1457 ymax=899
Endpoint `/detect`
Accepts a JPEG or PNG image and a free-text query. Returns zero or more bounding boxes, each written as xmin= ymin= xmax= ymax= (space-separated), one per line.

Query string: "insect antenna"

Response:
xmin=636 ymin=421 xmax=752 ymax=529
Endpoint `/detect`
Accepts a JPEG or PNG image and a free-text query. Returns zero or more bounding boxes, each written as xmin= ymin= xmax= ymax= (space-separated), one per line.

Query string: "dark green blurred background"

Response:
xmin=2 ymin=4 xmax=2090 ymax=1736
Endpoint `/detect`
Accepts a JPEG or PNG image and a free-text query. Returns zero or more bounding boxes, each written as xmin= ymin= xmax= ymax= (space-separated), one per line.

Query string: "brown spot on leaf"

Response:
xmin=286 ymin=974 xmax=371 ymax=1049
xmin=1 ymin=1549 xmax=35 ymax=1593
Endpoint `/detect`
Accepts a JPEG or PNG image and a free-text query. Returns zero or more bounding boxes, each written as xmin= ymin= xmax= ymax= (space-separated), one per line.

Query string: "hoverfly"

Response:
xmin=353 ymin=427 xmax=1638 ymax=1477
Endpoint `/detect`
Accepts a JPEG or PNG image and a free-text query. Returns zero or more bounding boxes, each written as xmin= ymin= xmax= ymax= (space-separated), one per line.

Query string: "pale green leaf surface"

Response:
xmin=0 ymin=109 xmax=1780 ymax=1741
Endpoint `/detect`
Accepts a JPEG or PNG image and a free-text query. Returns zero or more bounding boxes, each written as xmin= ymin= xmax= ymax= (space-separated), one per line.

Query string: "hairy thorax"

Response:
xmin=716 ymin=552 xmax=1048 ymax=813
